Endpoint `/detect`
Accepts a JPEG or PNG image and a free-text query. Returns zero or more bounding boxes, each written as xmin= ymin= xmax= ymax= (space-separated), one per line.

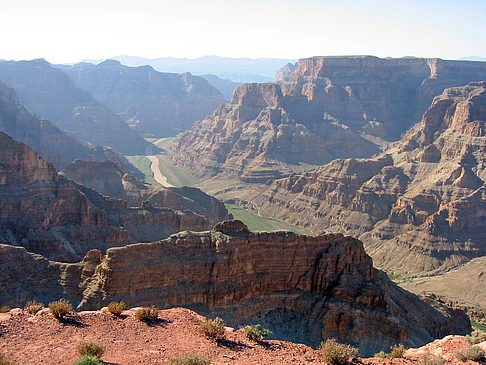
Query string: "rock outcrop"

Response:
xmin=0 ymin=59 xmax=148 ymax=154
xmin=65 ymin=60 xmax=225 ymax=136
xmin=0 ymin=133 xmax=216 ymax=262
xmin=61 ymin=160 xmax=232 ymax=226
xmin=0 ymin=222 xmax=470 ymax=355
xmin=171 ymin=56 xmax=486 ymax=182
xmin=248 ymin=82 xmax=486 ymax=276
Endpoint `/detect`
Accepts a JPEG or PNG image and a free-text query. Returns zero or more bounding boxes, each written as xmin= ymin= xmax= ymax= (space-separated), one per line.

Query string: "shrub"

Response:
xmin=373 ymin=350 xmax=388 ymax=358
xmin=389 ymin=343 xmax=406 ymax=358
xmin=320 ymin=338 xmax=359 ymax=365
xmin=167 ymin=354 xmax=211 ymax=365
xmin=243 ymin=324 xmax=271 ymax=342
xmin=107 ymin=301 xmax=126 ymax=316
xmin=466 ymin=329 xmax=486 ymax=345
xmin=418 ymin=354 xmax=445 ymax=365
xmin=198 ymin=317 xmax=225 ymax=341
xmin=76 ymin=341 xmax=105 ymax=359
xmin=24 ymin=301 xmax=44 ymax=315
xmin=0 ymin=353 xmax=14 ymax=365
xmin=134 ymin=305 xmax=159 ymax=322
xmin=456 ymin=345 xmax=485 ymax=362
xmin=48 ymin=299 xmax=73 ymax=319
xmin=72 ymin=355 xmax=103 ymax=365
xmin=0 ymin=306 xmax=10 ymax=313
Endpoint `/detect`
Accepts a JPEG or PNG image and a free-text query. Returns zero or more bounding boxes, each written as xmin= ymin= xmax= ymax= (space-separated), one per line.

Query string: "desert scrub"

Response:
xmin=76 ymin=341 xmax=105 ymax=359
xmin=198 ymin=317 xmax=225 ymax=341
xmin=0 ymin=353 xmax=14 ymax=365
xmin=73 ymin=355 xmax=103 ymax=365
xmin=418 ymin=354 xmax=445 ymax=365
xmin=456 ymin=345 xmax=485 ymax=362
xmin=0 ymin=306 xmax=10 ymax=313
xmin=243 ymin=324 xmax=271 ymax=342
xmin=48 ymin=299 xmax=73 ymax=319
xmin=107 ymin=301 xmax=126 ymax=316
xmin=320 ymin=338 xmax=358 ymax=365
xmin=389 ymin=343 xmax=406 ymax=358
xmin=373 ymin=350 xmax=388 ymax=358
xmin=466 ymin=329 xmax=486 ymax=345
xmin=24 ymin=301 xmax=44 ymax=315
xmin=134 ymin=305 xmax=159 ymax=322
xmin=167 ymin=354 xmax=211 ymax=365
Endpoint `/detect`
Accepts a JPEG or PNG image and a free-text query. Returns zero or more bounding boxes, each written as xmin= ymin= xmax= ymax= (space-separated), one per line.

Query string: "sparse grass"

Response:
xmin=0 ymin=353 xmax=15 ymax=365
xmin=225 ymin=203 xmax=314 ymax=235
xmin=0 ymin=306 xmax=10 ymax=313
xmin=198 ymin=318 xmax=225 ymax=341
xmin=320 ymin=338 xmax=358 ymax=365
xmin=76 ymin=341 xmax=105 ymax=359
xmin=106 ymin=301 xmax=126 ymax=316
xmin=48 ymin=299 xmax=73 ymax=320
xmin=389 ymin=343 xmax=406 ymax=358
xmin=456 ymin=345 xmax=485 ymax=362
xmin=166 ymin=354 xmax=211 ymax=365
xmin=72 ymin=355 xmax=103 ymax=365
xmin=24 ymin=301 xmax=44 ymax=315
xmin=134 ymin=306 xmax=159 ymax=322
xmin=418 ymin=354 xmax=445 ymax=365
xmin=243 ymin=324 xmax=271 ymax=342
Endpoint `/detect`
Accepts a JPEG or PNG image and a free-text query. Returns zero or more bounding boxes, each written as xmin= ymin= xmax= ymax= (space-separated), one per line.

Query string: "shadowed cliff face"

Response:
xmin=0 ymin=59 xmax=149 ymax=155
xmin=64 ymin=60 xmax=225 ymax=136
xmin=0 ymin=221 xmax=470 ymax=356
xmin=249 ymin=82 xmax=486 ymax=276
xmin=171 ymin=56 xmax=486 ymax=182
xmin=0 ymin=133 xmax=217 ymax=262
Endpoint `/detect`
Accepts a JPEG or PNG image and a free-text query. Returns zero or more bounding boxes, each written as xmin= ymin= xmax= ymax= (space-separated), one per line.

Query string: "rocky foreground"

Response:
xmin=0 ymin=307 xmax=483 ymax=365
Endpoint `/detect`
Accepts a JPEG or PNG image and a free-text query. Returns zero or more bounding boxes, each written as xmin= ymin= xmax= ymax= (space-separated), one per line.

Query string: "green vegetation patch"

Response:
xmin=225 ymin=203 xmax=314 ymax=235
xmin=157 ymin=156 xmax=199 ymax=187
xmin=471 ymin=321 xmax=486 ymax=332
xmin=127 ymin=156 xmax=160 ymax=187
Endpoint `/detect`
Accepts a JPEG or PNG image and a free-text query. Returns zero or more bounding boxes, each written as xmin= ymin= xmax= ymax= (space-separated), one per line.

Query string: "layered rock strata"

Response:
xmin=0 ymin=221 xmax=470 ymax=355
xmin=248 ymin=82 xmax=486 ymax=275
xmin=171 ymin=56 xmax=486 ymax=181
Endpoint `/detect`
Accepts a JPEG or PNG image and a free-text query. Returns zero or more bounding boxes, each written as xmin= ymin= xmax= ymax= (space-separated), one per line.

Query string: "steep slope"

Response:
xmin=64 ymin=60 xmax=225 ymax=136
xmin=249 ymin=82 xmax=486 ymax=276
xmin=0 ymin=133 xmax=217 ymax=262
xmin=201 ymin=74 xmax=241 ymax=101
xmin=61 ymin=159 xmax=231 ymax=225
xmin=0 ymin=220 xmax=470 ymax=356
xmin=171 ymin=56 xmax=486 ymax=182
xmin=0 ymin=82 xmax=135 ymax=172
xmin=0 ymin=59 xmax=148 ymax=154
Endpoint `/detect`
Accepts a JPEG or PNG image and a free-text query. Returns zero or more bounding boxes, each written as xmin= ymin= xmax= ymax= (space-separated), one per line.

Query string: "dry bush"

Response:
xmin=0 ymin=353 xmax=14 ymax=365
xmin=243 ymin=324 xmax=271 ymax=342
xmin=76 ymin=341 xmax=105 ymax=359
xmin=456 ymin=345 xmax=485 ymax=362
xmin=107 ymin=301 xmax=126 ymax=316
xmin=466 ymin=329 xmax=486 ymax=345
xmin=373 ymin=351 xmax=388 ymax=358
xmin=167 ymin=354 xmax=211 ymax=365
xmin=389 ymin=343 xmax=406 ymax=358
xmin=320 ymin=338 xmax=359 ymax=365
xmin=134 ymin=305 xmax=159 ymax=322
xmin=48 ymin=299 xmax=72 ymax=319
xmin=72 ymin=355 xmax=103 ymax=365
xmin=0 ymin=306 xmax=10 ymax=313
xmin=198 ymin=318 xmax=225 ymax=341
xmin=24 ymin=301 xmax=44 ymax=315
xmin=418 ymin=354 xmax=445 ymax=365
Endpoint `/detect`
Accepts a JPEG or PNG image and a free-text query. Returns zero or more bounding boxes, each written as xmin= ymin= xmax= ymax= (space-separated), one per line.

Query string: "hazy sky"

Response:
xmin=2 ymin=0 xmax=485 ymax=63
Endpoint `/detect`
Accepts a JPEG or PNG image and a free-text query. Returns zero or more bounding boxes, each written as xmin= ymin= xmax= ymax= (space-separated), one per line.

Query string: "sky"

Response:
xmin=1 ymin=0 xmax=485 ymax=64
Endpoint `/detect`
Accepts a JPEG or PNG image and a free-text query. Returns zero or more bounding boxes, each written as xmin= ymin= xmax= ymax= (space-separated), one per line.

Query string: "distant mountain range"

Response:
xmin=79 ymin=55 xmax=297 ymax=83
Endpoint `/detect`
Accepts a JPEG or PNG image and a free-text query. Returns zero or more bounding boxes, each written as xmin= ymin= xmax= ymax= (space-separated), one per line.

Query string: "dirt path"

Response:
xmin=147 ymin=155 xmax=174 ymax=187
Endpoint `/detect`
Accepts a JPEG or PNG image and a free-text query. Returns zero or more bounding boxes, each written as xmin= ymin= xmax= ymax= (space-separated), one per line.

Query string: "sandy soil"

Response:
xmin=148 ymin=155 xmax=174 ymax=187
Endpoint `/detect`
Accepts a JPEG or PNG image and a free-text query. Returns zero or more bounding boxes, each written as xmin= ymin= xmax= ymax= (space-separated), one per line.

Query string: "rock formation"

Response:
xmin=0 ymin=59 xmax=148 ymax=154
xmin=248 ymin=82 xmax=486 ymax=276
xmin=0 ymin=133 xmax=219 ymax=262
xmin=64 ymin=60 xmax=225 ymax=136
xmin=61 ymin=159 xmax=231 ymax=225
xmin=171 ymin=56 xmax=486 ymax=182
xmin=0 ymin=220 xmax=470 ymax=355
